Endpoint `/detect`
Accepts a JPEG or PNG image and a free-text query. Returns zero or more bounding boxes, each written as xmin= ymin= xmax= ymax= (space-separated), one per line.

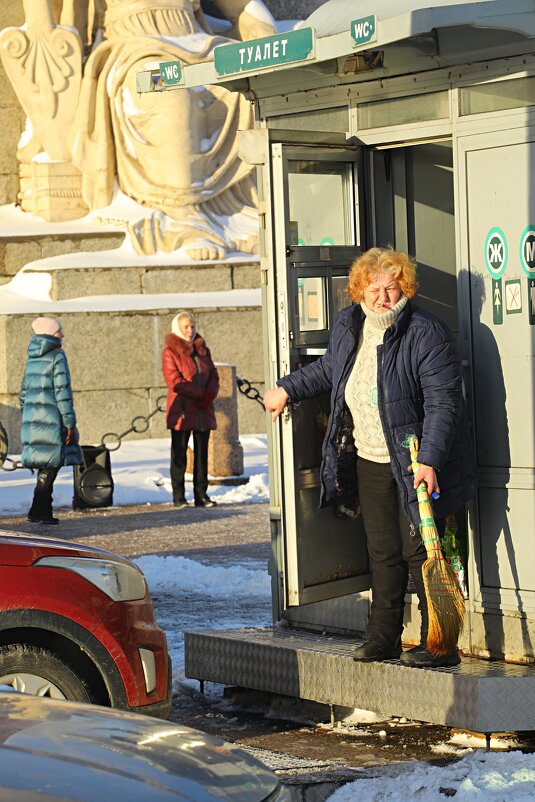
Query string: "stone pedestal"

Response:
xmin=186 ymin=364 xmax=244 ymax=478
xmin=19 ymin=161 xmax=89 ymax=222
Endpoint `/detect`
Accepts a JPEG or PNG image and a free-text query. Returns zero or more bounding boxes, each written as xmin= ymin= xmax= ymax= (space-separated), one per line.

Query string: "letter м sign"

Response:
xmin=159 ymin=60 xmax=183 ymax=86
xmin=351 ymin=15 xmax=377 ymax=46
xmin=214 ymin=27 xmax=315 ymax=77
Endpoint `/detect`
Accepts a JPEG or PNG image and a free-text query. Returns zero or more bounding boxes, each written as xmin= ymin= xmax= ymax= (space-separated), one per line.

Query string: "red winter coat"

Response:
xmin=162 ymin=332 xmax=219 ymax=431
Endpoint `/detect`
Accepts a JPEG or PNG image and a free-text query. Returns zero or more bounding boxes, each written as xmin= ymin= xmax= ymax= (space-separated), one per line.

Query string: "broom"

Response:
xmin=406 ymin=435 xmax=464 ymax=656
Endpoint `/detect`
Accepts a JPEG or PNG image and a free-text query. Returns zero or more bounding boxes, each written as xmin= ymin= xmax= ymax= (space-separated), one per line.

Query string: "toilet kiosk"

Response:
xmin=182 ymin=0 xmax=535 ymax=735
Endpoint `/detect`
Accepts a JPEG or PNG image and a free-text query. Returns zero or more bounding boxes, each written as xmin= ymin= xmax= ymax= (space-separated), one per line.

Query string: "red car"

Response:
xmin=0 ymin=530 xmax=172 ymax=718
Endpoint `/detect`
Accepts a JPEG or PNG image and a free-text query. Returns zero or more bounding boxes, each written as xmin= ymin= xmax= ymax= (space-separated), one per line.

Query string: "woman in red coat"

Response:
xmin=162 ymin=311 xmax=219 ymax=509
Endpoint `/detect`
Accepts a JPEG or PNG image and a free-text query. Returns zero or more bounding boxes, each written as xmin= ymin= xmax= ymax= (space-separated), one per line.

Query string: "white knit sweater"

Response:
xmin=344 ymin=296 xmax=408 ymax=463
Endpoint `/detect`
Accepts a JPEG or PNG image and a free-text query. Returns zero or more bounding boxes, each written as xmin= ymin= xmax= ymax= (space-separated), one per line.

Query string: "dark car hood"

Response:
xmin=0 ymin=694 xmax=279 ymax=801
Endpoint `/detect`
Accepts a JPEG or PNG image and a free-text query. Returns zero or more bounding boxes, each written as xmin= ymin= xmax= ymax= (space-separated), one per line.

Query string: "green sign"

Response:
xmin=159 ymin=60 xmax=183 ymax=86
xmin=214 ymin=27 xmax=314 ymax=77
xmin=528 ymin=279 xmax=535 ymax=325
xmin=351 ymin=15 xmax=377 ymax=46
xmin=492 ymin=278 xmax=503 ymax=325
xmin=485 ymin=226 xmax=507 ymax=279
xmin=520 ymin=225 xmax=535 ymax=276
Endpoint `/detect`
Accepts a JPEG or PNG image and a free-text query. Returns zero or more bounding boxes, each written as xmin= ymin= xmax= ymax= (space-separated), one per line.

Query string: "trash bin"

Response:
xmin=73 ymin=445 xmax=114 ymax=510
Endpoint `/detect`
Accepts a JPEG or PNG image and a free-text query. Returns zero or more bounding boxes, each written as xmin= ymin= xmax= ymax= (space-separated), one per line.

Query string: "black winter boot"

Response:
xmin=353 ymin=640 xmax=402 ymax=662
xmin=400 ymin=645 xmax=460 ymax=667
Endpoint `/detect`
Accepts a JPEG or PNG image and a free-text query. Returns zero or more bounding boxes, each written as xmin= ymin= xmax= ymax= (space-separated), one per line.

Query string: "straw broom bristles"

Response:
xmin=407 ymin=436 xmax=464 ymax=656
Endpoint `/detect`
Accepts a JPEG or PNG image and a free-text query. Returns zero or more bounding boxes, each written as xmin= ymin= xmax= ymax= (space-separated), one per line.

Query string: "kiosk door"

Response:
xmin=458 ymin=125 xmax=535 ymax=658
xmin=269 ymin=141 xmax=372 ymax=608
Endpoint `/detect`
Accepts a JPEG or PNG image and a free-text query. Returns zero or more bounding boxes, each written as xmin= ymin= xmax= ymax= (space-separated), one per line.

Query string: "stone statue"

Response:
xmin=0 ymin=0 xmax=277 ymax=258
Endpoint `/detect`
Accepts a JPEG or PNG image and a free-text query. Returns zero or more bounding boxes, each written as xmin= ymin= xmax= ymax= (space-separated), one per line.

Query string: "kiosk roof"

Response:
xmin=305 ymin=0 xmax=517 ymax=37
xmin=182 ymin=0 xmax=535 ymax=89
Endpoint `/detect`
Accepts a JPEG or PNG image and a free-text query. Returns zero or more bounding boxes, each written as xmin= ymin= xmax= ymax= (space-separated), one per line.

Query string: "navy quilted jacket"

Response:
xmin=278 ymin=302 xmax=475 ymax=527
xmin=19 ymin=335 xmax=80 ymax=469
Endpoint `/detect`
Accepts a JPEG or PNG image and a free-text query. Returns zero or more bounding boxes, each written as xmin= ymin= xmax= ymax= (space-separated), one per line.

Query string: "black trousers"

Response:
xmin=357 ymin=457 xmax=428 ymax=650
xmin=170 ymin=430 xmax=210 ymax=503
xmin=29 ymin=467 xmax=59 ymax=520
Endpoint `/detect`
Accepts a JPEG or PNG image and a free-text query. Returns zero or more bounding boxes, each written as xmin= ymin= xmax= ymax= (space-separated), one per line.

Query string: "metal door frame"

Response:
xmin=269 ymin=137 xmax=372 ymax=609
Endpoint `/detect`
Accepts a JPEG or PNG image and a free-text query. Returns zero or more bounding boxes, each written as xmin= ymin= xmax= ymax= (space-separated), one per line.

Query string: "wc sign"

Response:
xmin=351 ymin=15 xmax=377 ymax=46
xmin=159 ymin=60 xmax=183 ymax=86
xmin=485 ymin=226 xmax=508 ymax=279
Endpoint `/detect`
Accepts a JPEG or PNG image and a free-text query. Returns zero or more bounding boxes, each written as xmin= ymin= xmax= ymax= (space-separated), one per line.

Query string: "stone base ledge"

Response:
xmin=0 ymin=232 xmax=125 ymax=278
xmin=13 ymin=248 xmax=261 ymax=299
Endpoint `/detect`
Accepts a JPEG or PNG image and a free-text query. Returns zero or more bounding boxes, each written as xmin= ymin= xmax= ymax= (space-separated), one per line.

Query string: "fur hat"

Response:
xmin=31 ymin=317 xmax=61 ymax=336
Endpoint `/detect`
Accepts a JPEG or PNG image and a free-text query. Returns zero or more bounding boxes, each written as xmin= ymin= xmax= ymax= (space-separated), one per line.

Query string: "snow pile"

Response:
xmin=135 ymin=553 xmax=271 ymax=597
xmin=329 ymin=751 xmax=535 ymax=801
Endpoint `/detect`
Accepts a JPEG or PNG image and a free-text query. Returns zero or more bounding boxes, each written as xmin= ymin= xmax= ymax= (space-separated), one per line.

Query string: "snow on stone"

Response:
xmin=0 ymin=288 xmax=261 ymax=313
xmin=201 ymin=126 xmax=222 ymax=152
xmin=243 ymin=1 xmax=277 ymax=26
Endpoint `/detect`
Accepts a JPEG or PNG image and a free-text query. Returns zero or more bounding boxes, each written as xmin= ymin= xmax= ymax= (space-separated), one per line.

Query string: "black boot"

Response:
xmin=400 ymin=645 xmax=460 ymax=668
xmin=28 ymin=468 xmax=59 ymax=524
xmin=353 ymin=640 xmax=401 ymax=662
xmin=399 ymin=562 xmax=461 ymax=667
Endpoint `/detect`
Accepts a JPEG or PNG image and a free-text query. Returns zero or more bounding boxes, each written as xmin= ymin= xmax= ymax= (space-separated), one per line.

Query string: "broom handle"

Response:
xmin=408 ymin=436 xmax=442 ymax=555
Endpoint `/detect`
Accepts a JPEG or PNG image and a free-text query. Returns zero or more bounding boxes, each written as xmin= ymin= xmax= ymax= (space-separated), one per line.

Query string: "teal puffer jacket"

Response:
xmin=19 ymin=334 xmax=81 ymax=469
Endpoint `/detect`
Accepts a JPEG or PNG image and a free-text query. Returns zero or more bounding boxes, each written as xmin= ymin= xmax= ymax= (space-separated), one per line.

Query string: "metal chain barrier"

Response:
xmin=103 ymin=376 xmax=265 ymax=452
xmin=100 ymin=394 xmax=168 ymax=451
xmin=1 ymin=456 xmax=26 ymax=472
xmin=236 ymin=376 xmax=265 ymax=408
xmin=0 ymin=421 xmax=7 ymax=468
xmin=0 ymin=375 xmax=264 ymax=467
xmin=0 ymin=420 xmax=27 ymax=472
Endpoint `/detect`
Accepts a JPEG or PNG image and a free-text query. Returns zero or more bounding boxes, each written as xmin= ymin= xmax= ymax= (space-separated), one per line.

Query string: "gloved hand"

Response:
xmin=66 ymin=427 xmax=76 ymax=445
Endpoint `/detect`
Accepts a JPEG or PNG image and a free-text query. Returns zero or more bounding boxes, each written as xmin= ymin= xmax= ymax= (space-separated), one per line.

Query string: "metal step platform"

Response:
xmin=185 ymin=627 xmax=535 ymax=734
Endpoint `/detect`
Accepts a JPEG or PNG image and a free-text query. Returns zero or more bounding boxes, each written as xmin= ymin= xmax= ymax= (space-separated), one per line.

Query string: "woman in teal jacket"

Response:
xmin=19 ymin=317 xmax=81 ymax=524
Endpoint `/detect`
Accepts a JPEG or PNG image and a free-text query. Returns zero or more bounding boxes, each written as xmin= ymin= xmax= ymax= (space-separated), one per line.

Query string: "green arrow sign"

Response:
xmin=159 ymin=60 xmax=183 ymax=86
xmin=214 ymin=27 xmax=314 ymax=77
xmin=351 ymin=15 xmax=377 ymax=46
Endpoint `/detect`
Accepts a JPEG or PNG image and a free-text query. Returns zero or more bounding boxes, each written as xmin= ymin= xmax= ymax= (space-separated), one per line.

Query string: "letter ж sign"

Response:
xmin=351 ymin=15 xmax=377 ymax=46
xmin=484 ymin=226 xmax=508 ymax=280
xmin=159 ymin=60 xmax=183 ymax=86
xmin=214 ymin=27 xmax=315 ymax=77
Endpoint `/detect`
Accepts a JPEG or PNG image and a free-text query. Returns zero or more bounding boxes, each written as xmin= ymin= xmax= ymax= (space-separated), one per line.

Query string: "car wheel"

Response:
xmin=0 ymin=644 xmax=93 ymax=702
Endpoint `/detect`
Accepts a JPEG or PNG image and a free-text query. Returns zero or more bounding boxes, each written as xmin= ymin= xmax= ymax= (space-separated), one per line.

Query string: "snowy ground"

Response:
xmin=0 ymin=433 xmax=269 ymax=513
xmin=1 ymin=435 xmax=534 ymax=799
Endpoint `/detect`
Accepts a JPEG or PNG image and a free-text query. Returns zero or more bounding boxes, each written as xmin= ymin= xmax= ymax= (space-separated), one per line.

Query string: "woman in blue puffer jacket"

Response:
xmin=264 ymin=247 xmax=475 ymax=669
xmin=19 ymin=317 xmax=81 ymax=525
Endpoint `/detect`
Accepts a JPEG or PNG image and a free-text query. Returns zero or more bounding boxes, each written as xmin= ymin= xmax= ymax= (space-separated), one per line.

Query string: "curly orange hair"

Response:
xmin=346 ymin=247 xmax=418 ymax=303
